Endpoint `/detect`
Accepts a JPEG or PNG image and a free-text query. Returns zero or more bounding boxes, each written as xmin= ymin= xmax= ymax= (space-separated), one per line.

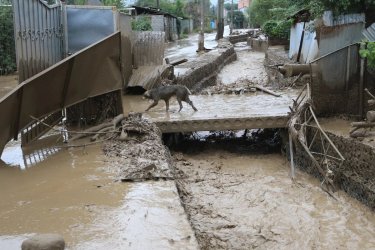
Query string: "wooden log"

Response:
xmin=367 ymin=111 xmax=375 ymax=123
xmin=350 ymin=130 xmax=368 ymax=138
xmin=170 ymin=58 xmax=188 ymax=66
xmin=90 ymin=127 xmax=114 ymax=142
xmin=351 ymin=121 xmax=375 ymax=128
xmin=279 ymin=64 xmax=310 ymax=77
xmin=255 ymin=85 xmax=281 ymax=97
xmin=364 ymin=88 xmax=375 ymax=99
xmin=368 ymin=100 xmax=375 ymax=106
xmin=70 ymin=122 xmax=112 ymax=141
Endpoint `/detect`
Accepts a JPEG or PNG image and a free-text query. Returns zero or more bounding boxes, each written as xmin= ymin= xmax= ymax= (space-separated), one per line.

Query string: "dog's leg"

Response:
xmin=184 ymin=97 xmax=198 ymax=111
xmin=177 ymin=99 xmax=183 ymax=112
xmin=165 ymin=99 xmax=170 ymax=112
xmin=145 ymin=100 xmax=158 ymax=111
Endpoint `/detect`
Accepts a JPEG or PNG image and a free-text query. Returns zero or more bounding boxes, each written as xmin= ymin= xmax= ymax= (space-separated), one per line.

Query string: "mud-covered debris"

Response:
xmin=102 ymin=113 xmax=176 ymax=181
xmin=200 ymin=79 xmax=257 ymax=95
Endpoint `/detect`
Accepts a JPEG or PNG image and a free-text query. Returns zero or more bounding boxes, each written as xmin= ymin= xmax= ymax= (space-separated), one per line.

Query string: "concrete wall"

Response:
xmin=176 ymin=40 xmax=236 ymax=92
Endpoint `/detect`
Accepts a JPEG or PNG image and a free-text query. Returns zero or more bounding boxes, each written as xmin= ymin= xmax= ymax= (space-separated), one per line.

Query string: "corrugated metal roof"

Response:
xmin=363 ymin=23 xmax=375 ymax=41
xmin=322 ymin=11 xmax=365 ymax=27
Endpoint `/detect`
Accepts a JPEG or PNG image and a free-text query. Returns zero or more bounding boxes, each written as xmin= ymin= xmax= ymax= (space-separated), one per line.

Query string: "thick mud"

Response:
xmin=217 ymin=46 xmax=268 ymax=85
xmin=172 ymin=135 xmax=375 ymax=249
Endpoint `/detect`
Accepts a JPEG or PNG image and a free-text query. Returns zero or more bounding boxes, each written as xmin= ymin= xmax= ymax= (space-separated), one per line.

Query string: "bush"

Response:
xmin=262 ymin=20 xmax=291 ymax=40
xmin=0 ymin=6 xmax=16 ymax=75
xmin=131 ymin=16 xmax=152 ymax=31
xmin=360 ymin=42 xmax=375 ymax=69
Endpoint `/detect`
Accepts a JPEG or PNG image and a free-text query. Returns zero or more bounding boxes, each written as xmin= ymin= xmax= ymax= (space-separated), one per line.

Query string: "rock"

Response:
xmin=21 ymin=234 xmax=65 ymax=250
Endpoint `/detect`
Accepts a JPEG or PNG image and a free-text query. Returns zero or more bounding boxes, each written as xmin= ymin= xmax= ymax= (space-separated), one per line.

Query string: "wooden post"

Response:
xmin=289 ymin=133 xmax=295 ymax=179
xmin=359 ymin=44 xmax=365 ymax=118
xmin=198 ymin=0 xmax=205 ymax=51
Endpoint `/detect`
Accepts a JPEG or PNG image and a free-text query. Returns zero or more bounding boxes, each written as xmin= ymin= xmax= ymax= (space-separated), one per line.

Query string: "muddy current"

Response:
xmin=171 ymin=132 xmax=375 ymax=249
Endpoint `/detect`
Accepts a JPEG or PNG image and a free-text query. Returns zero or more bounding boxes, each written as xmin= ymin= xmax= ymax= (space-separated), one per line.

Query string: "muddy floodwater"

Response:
xmin=0 ymin=137 xmax=196 ymax=249
xmin=173 ymin=141 xmax=375 ymax=249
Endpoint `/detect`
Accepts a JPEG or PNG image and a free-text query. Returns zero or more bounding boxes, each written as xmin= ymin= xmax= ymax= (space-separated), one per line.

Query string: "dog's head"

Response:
xmin=143 ymin=90 xmax=151 ymax=99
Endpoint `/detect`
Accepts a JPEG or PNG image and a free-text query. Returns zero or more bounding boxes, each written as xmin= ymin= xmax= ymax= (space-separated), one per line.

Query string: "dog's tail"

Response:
xmin=184 ymin=86 xmax=192 ymax=95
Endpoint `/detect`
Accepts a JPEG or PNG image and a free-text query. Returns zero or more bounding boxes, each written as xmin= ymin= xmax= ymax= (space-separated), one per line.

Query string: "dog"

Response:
xmin=143 ymin=85 xmax=198 ymax=112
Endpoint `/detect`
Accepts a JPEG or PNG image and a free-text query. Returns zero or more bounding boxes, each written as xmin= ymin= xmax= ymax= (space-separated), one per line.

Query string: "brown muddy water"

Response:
xmin=172 ymin=133 xmax=375 ymax=249
xmin=0 ymin=134 xmax=196 ymax=249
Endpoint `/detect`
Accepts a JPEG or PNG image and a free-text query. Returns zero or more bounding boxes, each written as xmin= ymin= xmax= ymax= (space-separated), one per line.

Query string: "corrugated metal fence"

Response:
xmin=131 ymin=31 xmax=165 ymax=67
xmin=0 ymin=32 xmax=123 ymax=156
xmin=12 ymin=0 xmax=64 ymax=82
xmin=310 ymin=44 xmax=363 ymax=116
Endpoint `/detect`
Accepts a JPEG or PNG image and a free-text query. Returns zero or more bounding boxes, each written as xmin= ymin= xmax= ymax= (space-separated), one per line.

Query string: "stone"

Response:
xmin=21 ymin=234 xmax=65 ymax=250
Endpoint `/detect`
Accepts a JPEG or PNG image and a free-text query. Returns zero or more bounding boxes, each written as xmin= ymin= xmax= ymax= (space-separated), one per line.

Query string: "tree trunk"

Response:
xmin=215 ymin=0 xmax=224 ymax=40
xmin=197 ymin=0 xmax=205 ymax=52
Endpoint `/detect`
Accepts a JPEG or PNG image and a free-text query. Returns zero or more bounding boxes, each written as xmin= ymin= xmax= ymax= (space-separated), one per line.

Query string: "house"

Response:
xmin=238 ymin=0 xmax=251 ymax=13
xmin=132 ymin=6 xmax=179 ymax=42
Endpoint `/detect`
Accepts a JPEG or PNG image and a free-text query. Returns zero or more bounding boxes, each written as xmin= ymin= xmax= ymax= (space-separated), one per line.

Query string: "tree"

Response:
xmin=101 ymin=0 xmax=124 ymax=9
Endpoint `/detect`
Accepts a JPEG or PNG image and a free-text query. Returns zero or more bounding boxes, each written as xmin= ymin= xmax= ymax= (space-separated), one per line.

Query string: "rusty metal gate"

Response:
xmin=0 ymin=32 xmax=123 ymax=157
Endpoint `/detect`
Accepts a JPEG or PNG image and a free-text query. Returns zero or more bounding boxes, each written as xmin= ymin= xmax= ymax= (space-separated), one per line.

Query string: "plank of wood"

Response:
xmin=255 ymin=85 xmax=281 ymax=97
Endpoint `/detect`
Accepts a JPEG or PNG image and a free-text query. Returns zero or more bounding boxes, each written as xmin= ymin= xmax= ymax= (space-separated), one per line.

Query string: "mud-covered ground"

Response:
xmin=171 ymin=132 xmax=375 ymax=249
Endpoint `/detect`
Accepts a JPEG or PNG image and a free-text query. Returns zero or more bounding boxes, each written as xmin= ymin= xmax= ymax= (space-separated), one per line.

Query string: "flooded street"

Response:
xmin=1 ymin=27 xmax=375 ymax=250
xmin=0 ymin=137 xmax=197 ymax=249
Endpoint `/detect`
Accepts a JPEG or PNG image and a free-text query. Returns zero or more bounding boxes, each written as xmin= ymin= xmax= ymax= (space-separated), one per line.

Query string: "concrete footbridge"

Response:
xmin=123 ymin=90 xmax=298 ymax=133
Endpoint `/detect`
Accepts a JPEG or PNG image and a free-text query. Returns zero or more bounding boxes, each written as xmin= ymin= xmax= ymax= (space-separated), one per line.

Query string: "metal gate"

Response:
xmin=12 ymin=0 xmax=64 ymax=82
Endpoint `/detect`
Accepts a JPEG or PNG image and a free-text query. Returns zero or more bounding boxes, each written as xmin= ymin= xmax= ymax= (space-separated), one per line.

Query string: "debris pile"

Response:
xmin=200 ymin=79 xmax=281 ymax=97
xmin=69 ymin=113 xmax=177 ymax=181
xmin=350 ymin=88 xmax=375 ymax=138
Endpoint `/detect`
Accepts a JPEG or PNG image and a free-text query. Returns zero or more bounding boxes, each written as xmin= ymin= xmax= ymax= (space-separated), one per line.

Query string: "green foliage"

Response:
xmin=101 ymin=0 xmax=124 ymax=9
xmin=66 ymin=0 xmax=85 ymax=4
xmin=135 ymin=0 xmax=187 ymax=17
xmin=262 ymin=20 xmax=278 ymax=36
xmin=262 ymin=19 xmax=291 ymax=39
xmin=224 ymin=3 xmax=238 ymax=11
xmin=360 ymin=42 xmax=375 ymax=69
xmin=249 ymin=0 xmax=375 ymax=28
xmin=227 ymin=10 xmax=245 ymax=29
xmin=0 ymin=6 xmax=16 ymax=74
xmin=66 ymin=0 xmax=86 ymax=4
xmin=131 ymin=16 xmax=152 ymax=31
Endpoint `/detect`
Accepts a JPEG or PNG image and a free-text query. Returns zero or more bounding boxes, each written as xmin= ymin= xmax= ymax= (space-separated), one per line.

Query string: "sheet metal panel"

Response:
xmin=0 ymin=32 xmax=122 ymax=156
xmin=318 ymin=23 xmax=364 ymax=57
xmin=363 ymin=23 xmax=375 ymax=41
xmin=65 ymin=5 xmax=117 ymax=54
xmin=12 ymin=0 xmax=63 ymax=82
xmin=310 ymin=44 xmax=361 ymax=115
xmin=131 ymin=31 xmax=165 ymax=67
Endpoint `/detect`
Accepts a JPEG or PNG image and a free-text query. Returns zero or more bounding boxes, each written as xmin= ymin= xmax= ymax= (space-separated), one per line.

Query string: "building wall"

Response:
xmin=151 ymin=15 xmax=164 ymax=32
xmin=238 ymin=0 xmax=251 ymax=12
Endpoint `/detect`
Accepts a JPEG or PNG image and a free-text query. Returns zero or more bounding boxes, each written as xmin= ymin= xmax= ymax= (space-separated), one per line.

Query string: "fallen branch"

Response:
xmin=90 ymin=127 xmax=116 ymax=142
xmin=255 ymin=85 xmax=281 ymax=97
xmin=351 ymin=121 xmax=375 ymax=129
xmin=69 ymin=122 xmax=113 ymax=141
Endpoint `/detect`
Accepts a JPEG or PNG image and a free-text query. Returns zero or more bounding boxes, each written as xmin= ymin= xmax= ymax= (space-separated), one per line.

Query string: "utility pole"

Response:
xmin=198 ymin=0 xmax=205 ymax=51
xmin=230 ymin=0 xmax=234 ymax=34
xmin=156 ymin=0 xmax=159 ymax=9
xmin=215 ymin=0 xmax=224 ymax=40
